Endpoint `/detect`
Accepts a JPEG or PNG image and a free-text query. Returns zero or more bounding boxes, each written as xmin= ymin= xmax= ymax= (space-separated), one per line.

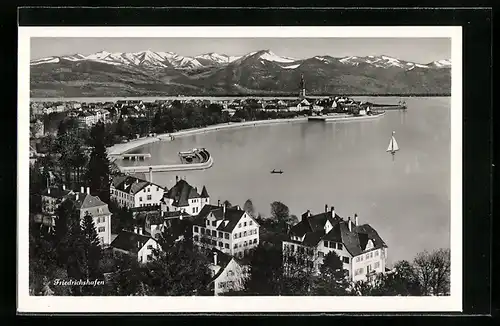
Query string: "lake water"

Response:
xmin=119 ymin=96 xmax=451 ymax=264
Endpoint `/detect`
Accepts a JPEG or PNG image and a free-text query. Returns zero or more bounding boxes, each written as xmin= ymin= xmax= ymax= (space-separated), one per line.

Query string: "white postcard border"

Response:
xmin=18 ymin=26 xmax=462 ymax=313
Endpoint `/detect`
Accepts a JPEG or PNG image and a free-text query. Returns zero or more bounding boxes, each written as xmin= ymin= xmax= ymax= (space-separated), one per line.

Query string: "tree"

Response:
xmin=141 ymin=242 xmax=213 ymax=296
xmin=310 ymin=251 xmax=349 ymax=295
xmin=413 ymin=248 xmax=451 ymax=296
xmin=243 ymin=199 xmax=255 ymax=217
xmin=81 ymin=213 xmax=103 ymax=282
xmin=246 ymin=245 xmax=283 ymax=295
xmin=270 ymin=201 xmax=290 ymax=224
xmin=319 ymin=251 xmax=344 ymax=279
xmin=86 ymin=122 xmax=111 ymax=203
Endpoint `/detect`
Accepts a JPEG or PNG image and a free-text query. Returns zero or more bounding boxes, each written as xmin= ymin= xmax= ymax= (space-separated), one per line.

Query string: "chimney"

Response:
xmin=354 ymin=213 xmax=358 ymax=226
xmin=176 ymin=175 xmax=179 ymax=183
xmin=223 ymin=203 xmax=226 ymax=216
xmin=218 ymin=199 xmax=221 ymax=206
xmin=47 ymin=187 xmax=50 ymax=194
xmin=86 ymin=187 xmax=90 ymax=195
xmin=308 ymin=210 xmax=312 ymax=217
xmin=80 ymin=186 xmax=84 ymax=193
xmin=62 ymin=184 xmax=66 ymax=191
xmin=330 ymin=206 xmax=335 ymax=218
xmin=138 ymin=227 xmax=143 ymax=235
xmin=149 ymin=167 xmax=153 ymax=183
xmin=348 ymin=217 xmax=352 ymax=232
xmin=134 ymin=226 xmax=138 ymax=234
xmin=325 ymin=204 xmax=328 ymax=213
xmin=136 ymin=179 xmax=139 ymax=184
xmin=213 ymin=251 xmax=218 ymax=266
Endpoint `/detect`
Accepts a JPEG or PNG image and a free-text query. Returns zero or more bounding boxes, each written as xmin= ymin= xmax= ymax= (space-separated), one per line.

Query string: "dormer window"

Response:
xmin=206 ymin=220 xmax=209 ymax=226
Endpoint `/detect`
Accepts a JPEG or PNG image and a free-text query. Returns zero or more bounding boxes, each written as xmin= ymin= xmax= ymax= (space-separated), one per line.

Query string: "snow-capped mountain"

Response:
xmin=339 ymin=55 xmax=432 ymax=69
xmin=195 ymin=52 xmax=241 ymax=65
xmin=429 ymin=59 xmax=452 ymax=68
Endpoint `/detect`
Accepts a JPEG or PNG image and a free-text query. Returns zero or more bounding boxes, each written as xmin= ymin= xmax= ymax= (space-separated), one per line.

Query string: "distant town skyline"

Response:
xmin=30 ymin=37 xmax=451 ymax=64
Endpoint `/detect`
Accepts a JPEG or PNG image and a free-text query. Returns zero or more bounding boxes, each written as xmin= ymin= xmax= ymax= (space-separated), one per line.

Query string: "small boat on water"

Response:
xmin=270 ymin=169 xmax=283 ymax=174
xmin=386 ymin=131 xmax=399 ymax=159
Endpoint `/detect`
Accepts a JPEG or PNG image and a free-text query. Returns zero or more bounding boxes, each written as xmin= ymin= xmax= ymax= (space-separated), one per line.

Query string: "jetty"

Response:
xmin=109 ymin=153 xmax=152 ymax=160
xmin=119 ymin=155 xmax=214 ymax=174
xmin=366 ymin=102 xmax=407 ymax=111
xmin=308 ymin=111 xmax=386 ymax=122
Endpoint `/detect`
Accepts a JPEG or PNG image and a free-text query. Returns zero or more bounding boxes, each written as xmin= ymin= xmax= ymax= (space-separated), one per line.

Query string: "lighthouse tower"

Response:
xmin=299 ymin=74 xmax=306 ymax=98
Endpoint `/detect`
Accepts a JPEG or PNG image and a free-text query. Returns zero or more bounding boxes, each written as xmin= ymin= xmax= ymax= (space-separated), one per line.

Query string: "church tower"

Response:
xmin=299 ymin=74 xmax=306 ymax=98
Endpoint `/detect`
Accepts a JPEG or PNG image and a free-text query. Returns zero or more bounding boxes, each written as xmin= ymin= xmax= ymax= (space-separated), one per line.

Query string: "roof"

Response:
xmin=41 ymin=187 xmax=72 ymax=199
xmin=286 ymin=210 xmax=387 ymax=256
xmin=67 ymin=192 xmax=110 ymax=213
xmin=209 ymin=248 xmax=236 ymax=281
xmin=112 ymin=175 xmax=164 ymax=196
xmin=200 ymin=186 xmax=209 ymax=198
xmin=193 ymin=205 xmax=249 ymax=233
xmin=110 ymin=230 xmax=155 ymax=254
xmin=163 ymin=179 xmax=203 ymax=207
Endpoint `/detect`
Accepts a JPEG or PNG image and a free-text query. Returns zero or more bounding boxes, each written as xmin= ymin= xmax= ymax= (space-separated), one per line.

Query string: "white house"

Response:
xmin=209 ymin=248 xmax=249 ymax=296
xmin=67 ymin=187 xmax=113 ymax=246
xmin=110 ymin=175 xmax=166 ymax=209
xmin=282 ymin=205 xmax=388 ymax=282
xmin=160 ymin=176 xmax=210 ymax=216
xmin=192 ymin=204 xmax=260 ymax=259
xmin=110 ymin=227 xmax=162 ymax=264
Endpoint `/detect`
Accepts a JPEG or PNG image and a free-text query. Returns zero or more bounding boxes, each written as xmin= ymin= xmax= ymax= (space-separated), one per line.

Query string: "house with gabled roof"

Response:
xmin=282 ymin=205 xmax=388 ymax=282
xmin=67 ymin=187 xmax=113 ymax=246
xmin=160 ymin=176 xmax=210 ymax=216
xmin=208 ymin=248 xmax=249 ymax=296
xmin=192 ymin=203 xmax=260 ymax=259
xmin=41 ymin=185 xmax=74 ymax=215
xmin=110 ymin=175 xmax=167 ymax=209
xmin=110 ymin=227 xmax=162 ymax=264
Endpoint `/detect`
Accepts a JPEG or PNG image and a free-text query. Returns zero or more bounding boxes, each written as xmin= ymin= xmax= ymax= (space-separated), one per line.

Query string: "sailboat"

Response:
xmin=386 ymin=131 xmax=399 ymax=159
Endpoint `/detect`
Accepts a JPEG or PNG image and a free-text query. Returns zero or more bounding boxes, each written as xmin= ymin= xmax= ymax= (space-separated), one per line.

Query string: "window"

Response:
xmin=375 ymin=250 xmax=379 ymax=257
xmin=206 ymin=220 xmax=209 ymax=226
xmin=337 ymin=243 xmax=343 ymax=250
xmin=100 ymin=237 xmax=104 ymax=244
xmin=147 ymin=245 xmax=153 ymax=249
xmin=212 ymin=221 xmax=217 ymax=227
xmin=342 ymin=257 xmax=350 ymax=264
xmin=211 ymin=240 xmax=216 ymax=246
xmin=225 ymin=243 xmax=229 ymax=249
xmin=212 ymin=230 xmax=217 ymax=237
xmin=253 ymin=239 xmax=257 ymax=244
xmin=147 ymin=188 xmax=150 ymax=192
xmin=374 ymin=261 xmax=380 ymax=269
xmin=234 ymin=244 xmax=238 ymax=249
xmin=243 ymin=231 xmax=247 ymax=237
xmin=193 ymin=235 xmax=199 ymax=242
xmin=218 ymin=241 xmax=223 ymax=247
xmin=324 ymin=241 xmax=328 ymax=247
xmin=239 ymin=232 xmax=242 ymax=238
xmin=139 ymin=197 xmax=143 ymax=202
xmin=98 ymin=226 xmax=105 ymax=232
xmin=227 ymin=270 xmax=234 ymax=277
xmin=194 ymin=226 xmax=199 ymax=233
xmin=318 ymin=251 xmax=324 ymax=258
xmin=239 ymin=243 xmax=242 ymax=248
xmin=146 ymin=195 xmax=151 ymax=200
xmin=147 ymin=254 xmax=152 ymax=261
xmin=233 ymin=233 xmax=237 ymax=239
xmin=329 ymin=242 xmax=335 ymax=248
xmin=218 ymin=231 xmax=223 ymax=238
xmin=367 ymin=265 xmax=372 ymax=273
xmin=244 ymin=222 xmax=247 ymax=227
xmin=238 ymin=223 xmax=241 ymax=228
xmin=360 ymin=256 xmax=364 ymax=261
xmin=200 ymin=227 xmax=204 ymax=234
xmin=290 ymin=244 xmax=295 ymax=252
xmin=370 ymin=252 xmax=373 ymax=258
xmin=218 ymin=282 xmax=224 ymax=289
xmin=243 ymin=241 xmax=247 ymax=247
xmin=366 ymin=253 xmax=370 ymax=259
xmin=224 ymin=233 xmax=229 ymax=240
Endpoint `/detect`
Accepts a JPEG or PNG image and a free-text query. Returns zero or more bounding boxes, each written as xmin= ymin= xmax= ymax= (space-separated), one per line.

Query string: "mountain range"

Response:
xmin=30 ymin=49 xmax=452 ymax=97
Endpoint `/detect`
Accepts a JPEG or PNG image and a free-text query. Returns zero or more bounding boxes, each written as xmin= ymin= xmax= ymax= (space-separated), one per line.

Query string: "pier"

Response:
xmin=119 ymin=155 xmax=214 ymax=174
xmin=110 ymin=153 xmax=152 ymax=160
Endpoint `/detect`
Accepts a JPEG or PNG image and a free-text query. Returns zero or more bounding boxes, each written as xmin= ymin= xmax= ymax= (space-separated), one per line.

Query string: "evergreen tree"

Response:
xmin=86 ymin=122 xmax=111 ymax=203
xmin=81 ymin=213 xmax=103 ymax=280
xmin=246 ymin=245 xmax=283 ymax=295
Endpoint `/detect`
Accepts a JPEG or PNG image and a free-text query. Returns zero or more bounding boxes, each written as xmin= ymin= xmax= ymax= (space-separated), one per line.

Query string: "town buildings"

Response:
xmin=160 ymin=176 xmax=210 ymax=216
xmin=110 ymin=175 xmax=166 ymax=209
xmin=110 ymin=227 xmax=162 ymax=264
xmin=208 ymin=248 xmax=249 ymax=296
xmin=76 ymin=109 xmax=111 ymax=127
xmin=192 ymin=204 xmax=260 ymax=258
xmin=67 ymin=187 xmax=113 ymax=246
xmin=282 ymin=205 xmax=388 ymax=282
xmin=40 ymin=185 xmax=74 ymax=215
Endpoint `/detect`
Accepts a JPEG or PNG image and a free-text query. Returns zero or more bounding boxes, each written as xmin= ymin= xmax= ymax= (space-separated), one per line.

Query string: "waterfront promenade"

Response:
xmin=107 ymin=113 xmax=385 ymax=157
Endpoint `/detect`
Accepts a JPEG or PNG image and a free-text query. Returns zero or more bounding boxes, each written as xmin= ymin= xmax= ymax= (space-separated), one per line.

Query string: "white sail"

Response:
xmin=386 ymin=136 xmax=399 ymax=152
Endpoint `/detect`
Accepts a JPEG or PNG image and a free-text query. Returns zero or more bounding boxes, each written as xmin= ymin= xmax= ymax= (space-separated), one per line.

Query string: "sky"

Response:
xmin=30 ymin=37 xmax=451 ymax=64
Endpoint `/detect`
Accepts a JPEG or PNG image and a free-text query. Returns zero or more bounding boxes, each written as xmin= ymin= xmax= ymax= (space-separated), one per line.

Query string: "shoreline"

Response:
xmin=107 ymin=113 xmax=385 ymax=156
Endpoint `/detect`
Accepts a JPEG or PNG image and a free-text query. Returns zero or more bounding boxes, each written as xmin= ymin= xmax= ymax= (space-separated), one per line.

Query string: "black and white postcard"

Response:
xmin=18 ymin=26 xmax=462 ymax=313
